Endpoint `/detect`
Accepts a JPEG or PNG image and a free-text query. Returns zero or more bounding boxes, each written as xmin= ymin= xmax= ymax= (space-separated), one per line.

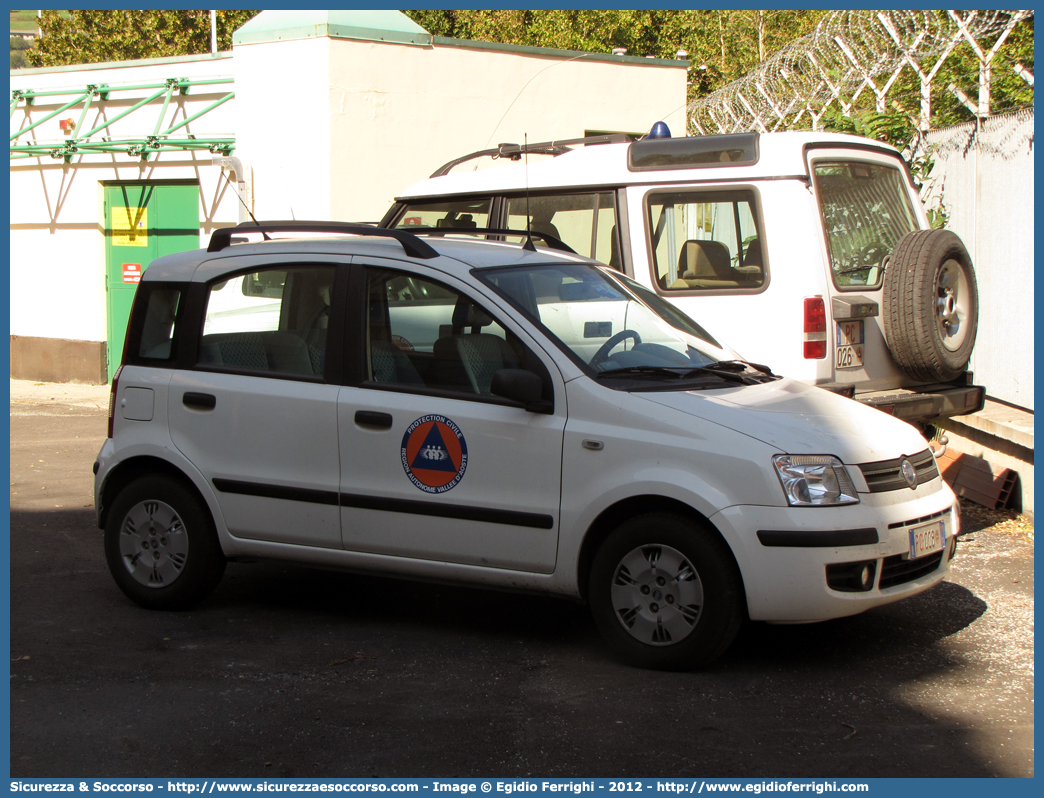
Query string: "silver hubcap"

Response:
xmin=118 ymin=499 xmax=189 ymax=588
xmin=936 ymin=258 xmax=971 ymax=351
xmin=610 ymin=544 xmax=704 ymax=646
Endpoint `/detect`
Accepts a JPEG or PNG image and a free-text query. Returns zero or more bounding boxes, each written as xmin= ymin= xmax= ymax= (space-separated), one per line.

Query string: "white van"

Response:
xmin=380 ymin=128 xmax=985 ymax=433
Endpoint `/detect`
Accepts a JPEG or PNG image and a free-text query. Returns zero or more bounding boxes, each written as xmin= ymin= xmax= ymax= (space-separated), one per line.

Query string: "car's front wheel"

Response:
xmin=589 ymin=513 xmax=744 ymax=669
xmin=104 ymin=475 xmax=226 ymax=610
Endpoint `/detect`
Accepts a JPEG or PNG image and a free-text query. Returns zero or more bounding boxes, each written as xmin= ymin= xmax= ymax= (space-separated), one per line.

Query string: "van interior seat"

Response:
xmin=677 ymin=239 xmax=733 ymax=280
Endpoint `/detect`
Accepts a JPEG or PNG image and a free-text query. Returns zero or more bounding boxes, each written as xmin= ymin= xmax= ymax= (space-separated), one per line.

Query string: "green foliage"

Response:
xmin=27 ymin=10 xmax=259 ymax=68
xmin=821 ymin=108 xmax=916 ymax=149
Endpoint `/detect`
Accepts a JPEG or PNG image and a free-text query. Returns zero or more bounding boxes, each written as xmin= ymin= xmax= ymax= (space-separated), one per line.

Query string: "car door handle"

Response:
xmin=183 ymin=392 xmax=217 ymax=410
xmin=355 ymin=410 xmax=393 ymax=429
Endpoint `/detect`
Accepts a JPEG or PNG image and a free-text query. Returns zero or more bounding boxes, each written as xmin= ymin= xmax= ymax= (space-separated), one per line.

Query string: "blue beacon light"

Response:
xmin=646 ymin=121 xmax=672 ymax=139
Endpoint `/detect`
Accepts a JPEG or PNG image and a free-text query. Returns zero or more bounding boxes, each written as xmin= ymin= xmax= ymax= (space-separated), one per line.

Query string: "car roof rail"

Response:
xmin=430 ymin=133 xmax=633 ymax=178
xmin=207 ymin=221 xmax=439 ymax=259
xmin=407 ymin=227 xmax=577 ymax=254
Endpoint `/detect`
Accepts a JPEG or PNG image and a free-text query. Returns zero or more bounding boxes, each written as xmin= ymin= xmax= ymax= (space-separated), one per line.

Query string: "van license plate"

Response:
xmin=835 ymin=320 xmax=864 ymax=370
xmin=909 ymin=521 xmax=945 ymax=559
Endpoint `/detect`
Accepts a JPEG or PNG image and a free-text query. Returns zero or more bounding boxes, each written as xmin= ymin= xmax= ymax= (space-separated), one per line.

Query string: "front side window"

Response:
xmin=506 ymin=192 xmax=618 ymax=266
xmin=198 ymin=266 xmax=334 ymax=377
xmin=813 ymin=161 xmax=919 ymax=289
xmin=366 ymin=269 xmax=531 ymax=397
xmin=647 ymin=190 xmax=764 ymax=292
xmin=394 ymin=198 xmax=492 ymax=230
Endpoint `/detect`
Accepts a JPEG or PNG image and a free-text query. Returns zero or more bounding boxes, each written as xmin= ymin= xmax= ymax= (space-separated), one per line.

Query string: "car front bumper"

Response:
xmin=710 ymin=481 xmax=959 ymax=622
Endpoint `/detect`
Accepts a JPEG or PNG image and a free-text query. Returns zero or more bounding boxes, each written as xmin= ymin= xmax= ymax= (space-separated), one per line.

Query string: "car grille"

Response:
xmin=858 ymin=448 xmax=939 ymax=493
xmin=879 ymin=550 xmax=944 ymax=589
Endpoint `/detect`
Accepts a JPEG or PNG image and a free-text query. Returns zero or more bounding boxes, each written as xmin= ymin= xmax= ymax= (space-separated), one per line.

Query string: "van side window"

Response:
xmin=197 ymin=266 xmax=334 ymax=378
xmin=506 ymin=192 xmax=617 ymax=265
xmin=647 ymin=190 xmax=764 ymax=292
xmin=393 ymin=198 xmax=492 ymax=230
xmin=366 ymin=269 xmax=530 ymax=398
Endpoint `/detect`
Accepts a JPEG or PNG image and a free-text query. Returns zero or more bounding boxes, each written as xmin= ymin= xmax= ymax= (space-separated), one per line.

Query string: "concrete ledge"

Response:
xmin=951 ymin=399 xmax=1034 ymax=450
xmin=10 ymin=335 xmax=106 ymax=384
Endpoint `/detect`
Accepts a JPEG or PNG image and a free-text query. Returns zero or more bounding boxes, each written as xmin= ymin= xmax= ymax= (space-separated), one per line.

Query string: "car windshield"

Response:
xmin=477 ymin=262 xmax=759 ymax=383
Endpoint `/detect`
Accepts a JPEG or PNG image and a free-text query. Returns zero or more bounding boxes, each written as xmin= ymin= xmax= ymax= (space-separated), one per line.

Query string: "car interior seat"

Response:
xmin=434 ymin=298 xmax=519 ymax=394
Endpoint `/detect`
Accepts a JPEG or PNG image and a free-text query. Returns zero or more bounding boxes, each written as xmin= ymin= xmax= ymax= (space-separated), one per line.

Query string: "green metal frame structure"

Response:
xmin=10 ymin=77 xmax=235 ymax=162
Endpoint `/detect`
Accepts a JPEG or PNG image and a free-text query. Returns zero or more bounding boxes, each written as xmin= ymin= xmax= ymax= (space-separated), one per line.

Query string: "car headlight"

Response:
xmin=772 ymin=454 xmax=860 ymax=506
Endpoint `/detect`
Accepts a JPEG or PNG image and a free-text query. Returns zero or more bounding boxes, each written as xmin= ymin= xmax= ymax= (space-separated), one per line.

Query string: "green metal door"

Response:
xmin=103 ymin=181 xmax=199 ymax=381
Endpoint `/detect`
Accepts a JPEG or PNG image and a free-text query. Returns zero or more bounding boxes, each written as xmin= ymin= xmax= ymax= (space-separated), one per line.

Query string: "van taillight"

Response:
xmin=803 ymin=297 xmax=827 ymax=359
xmin=107 ymin=365 xmax=122 ymax=439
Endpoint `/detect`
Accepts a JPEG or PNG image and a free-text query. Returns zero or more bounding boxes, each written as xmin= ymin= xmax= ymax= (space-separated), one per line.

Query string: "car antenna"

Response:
xmin=219 ymin=169 xmax=270 ymax=240
xmin=522 ymin=132 xmax=537 ymax=252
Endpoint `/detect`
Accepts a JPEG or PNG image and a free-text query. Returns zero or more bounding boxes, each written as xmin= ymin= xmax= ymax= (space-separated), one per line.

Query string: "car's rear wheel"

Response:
xmin=589 ymin=513 xmax=744 ymax=669
xmin=104 ymin=475 xmax=226 ymax=610
xmin=882 ymin=229 xmax=979 ymax=382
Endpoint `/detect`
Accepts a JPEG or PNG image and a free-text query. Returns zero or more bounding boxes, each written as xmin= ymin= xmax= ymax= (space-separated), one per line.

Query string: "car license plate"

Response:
xmin=909 ymin=520 xmax=945 ymax=559
xmin=835 ymin=320 xmax=864 ymax=370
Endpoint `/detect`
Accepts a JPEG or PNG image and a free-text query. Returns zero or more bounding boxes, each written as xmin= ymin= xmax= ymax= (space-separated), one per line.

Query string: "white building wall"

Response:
xmin=925 ymin=110 xmax=1034 ymax=411
xmin=231 ymin=39 xmax=334 ymax=221
xmin=10 ymin=53 xmax=242 ymax=344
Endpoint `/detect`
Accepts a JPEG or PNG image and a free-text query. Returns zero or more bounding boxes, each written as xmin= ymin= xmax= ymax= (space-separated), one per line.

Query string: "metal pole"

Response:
xmin=210 ymin=10 xmax=218 ymax=54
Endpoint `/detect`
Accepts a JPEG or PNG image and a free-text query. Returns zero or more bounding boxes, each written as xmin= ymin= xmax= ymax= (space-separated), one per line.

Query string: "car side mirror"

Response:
xmin=490 ymin=368 xmax=548 ymax=411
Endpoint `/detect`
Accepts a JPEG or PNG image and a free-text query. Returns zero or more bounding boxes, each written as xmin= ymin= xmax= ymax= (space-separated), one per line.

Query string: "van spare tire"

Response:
xmin=882 ymin=229 xmax=978 ymax=383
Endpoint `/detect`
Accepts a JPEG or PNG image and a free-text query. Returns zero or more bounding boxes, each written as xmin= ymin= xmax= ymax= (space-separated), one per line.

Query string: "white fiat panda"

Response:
xmin=96 ymin=221 xmax=959 ymax=669
xmin=381 ymin=127 xmax=985 ymax=436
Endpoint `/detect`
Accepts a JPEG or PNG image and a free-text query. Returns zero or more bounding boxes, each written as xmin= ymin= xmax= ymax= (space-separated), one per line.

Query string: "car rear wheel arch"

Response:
xmin=99 ymin=456 xmax=209 ymax=530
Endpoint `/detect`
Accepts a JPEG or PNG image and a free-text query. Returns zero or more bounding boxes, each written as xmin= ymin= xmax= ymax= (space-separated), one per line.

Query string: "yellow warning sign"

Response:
xmin=112 ymin=206 xmax=148 ymax=247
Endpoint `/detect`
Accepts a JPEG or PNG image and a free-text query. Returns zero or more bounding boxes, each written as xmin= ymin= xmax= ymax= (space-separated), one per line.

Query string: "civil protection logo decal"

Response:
xmin=401 ymin=415 xmax=468 ymax=493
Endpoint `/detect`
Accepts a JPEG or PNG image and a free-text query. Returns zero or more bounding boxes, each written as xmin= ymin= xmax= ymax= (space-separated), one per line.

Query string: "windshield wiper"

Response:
xmin=595 ymin=365 xmax=751 ymax=384
xmin=702 ymin=359 xmax=779 ymax=380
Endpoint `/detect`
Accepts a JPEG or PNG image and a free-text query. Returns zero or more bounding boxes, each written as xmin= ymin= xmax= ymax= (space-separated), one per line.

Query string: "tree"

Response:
xmin=27 ymin=10 xmax=258 ymax=68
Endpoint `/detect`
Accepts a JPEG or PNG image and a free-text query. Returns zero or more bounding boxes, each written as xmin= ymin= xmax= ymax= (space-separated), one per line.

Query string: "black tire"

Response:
xmin=589 ymin=513 xmax=744 ymax=670
xmin=104 ymin=475 xmax=226 ymax=610
xmin=882 ymin=229 xmax=978 ymax=382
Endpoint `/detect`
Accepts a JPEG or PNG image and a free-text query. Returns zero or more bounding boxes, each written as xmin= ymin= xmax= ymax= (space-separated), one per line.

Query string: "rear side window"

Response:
xmin=647 ymin=189 xmax=764 ymax=292
xmin=137 ymin=288 xmax=181 ymax=360
xmin=125 ymin=283 xmax=183 ymax=364
xmin=813 ymin=161 xmax=919 ymax=290
xmin=197 ymin=266 xmax=335 ymax=378
xmin=505 ymin=192 xmax=618 ymax=266
xmin=394 ymin=198 xmax=492 ymax=230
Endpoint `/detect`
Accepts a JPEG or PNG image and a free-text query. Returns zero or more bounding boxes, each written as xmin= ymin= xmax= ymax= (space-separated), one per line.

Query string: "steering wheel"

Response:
xmin=589 ymin=329 xmax=642 ymax=367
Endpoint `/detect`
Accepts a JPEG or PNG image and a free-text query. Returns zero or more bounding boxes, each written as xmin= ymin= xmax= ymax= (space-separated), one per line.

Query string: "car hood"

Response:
xmin=638 ymin=377 xmax=929 ymax=464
